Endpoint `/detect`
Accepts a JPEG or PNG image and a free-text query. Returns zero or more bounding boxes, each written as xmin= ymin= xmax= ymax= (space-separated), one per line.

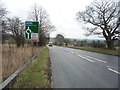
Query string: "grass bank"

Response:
xmin=64 ymin=46 xmax=120 ymax=56
xmin=12 ymin=47 xmax=51 ymax=88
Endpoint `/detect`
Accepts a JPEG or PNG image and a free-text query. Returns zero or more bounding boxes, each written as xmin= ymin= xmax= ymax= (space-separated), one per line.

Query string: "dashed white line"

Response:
xmin=70 ymin=51 xmax=75 ymax=54
xmin=107 ymin=68 xmax=120 ymax=74
xmin=63 ymin=49 xmax=67 ymax=51
xmin=64 ymin=49 xmax=75 ymax=54
xmin=77 ymin=55 xmax=94 ymax=63
xmin=65 ymin=50 xmax=106 ymax=63
xmin=86 ymin=56 xmax=106 ymax=63
xmin=64 ymin=49 xmax=120 ymax=75
xmin=64 ymin=49 xmax=106 ymax=64
xmin=64 ymin=50 xmax=95 ymax=63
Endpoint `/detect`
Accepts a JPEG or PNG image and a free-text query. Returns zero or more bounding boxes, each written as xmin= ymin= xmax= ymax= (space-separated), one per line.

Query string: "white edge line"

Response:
xmin=78 ymin=55 xmax=94 ymax=63
xmin=108 ymin=68 xmax=120 ymax=74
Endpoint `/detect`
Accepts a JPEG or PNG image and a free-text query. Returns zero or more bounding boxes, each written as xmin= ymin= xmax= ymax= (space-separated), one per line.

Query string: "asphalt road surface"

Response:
xmin=49 ymin=46 xmax=119 ymax=88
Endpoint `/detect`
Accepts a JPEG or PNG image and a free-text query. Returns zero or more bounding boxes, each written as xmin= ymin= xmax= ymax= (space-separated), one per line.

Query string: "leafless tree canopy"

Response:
xmin=0 ymin=6 xmax=7 ymax=19
xmin=7 ymin=17 xmax=24 ymax=47
xmin=0 ymin=2 xmax=7 ymax=44
xmin=7 ymin=17 xmax=24 ymax=36
xmin=29 ymin=4 xmax=55 ymax=33
xmin=76 ymin=0 xmax=120 ymax=49
xmin=29 ymin=4 xmax=55 ymax=46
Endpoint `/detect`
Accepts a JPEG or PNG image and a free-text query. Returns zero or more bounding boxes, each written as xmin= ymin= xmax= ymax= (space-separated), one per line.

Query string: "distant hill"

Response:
xmin=50 ymin=37 xmax=106 ymax=43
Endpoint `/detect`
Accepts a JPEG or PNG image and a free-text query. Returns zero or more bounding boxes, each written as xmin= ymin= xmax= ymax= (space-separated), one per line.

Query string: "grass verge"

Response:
xmin=12 ymin=47 xmax=51 ymax=88
xmin=64 ymin=46 xmax=120 ymax=56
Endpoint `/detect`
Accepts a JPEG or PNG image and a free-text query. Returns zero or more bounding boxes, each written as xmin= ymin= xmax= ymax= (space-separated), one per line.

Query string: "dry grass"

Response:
xmin=12 ymin=47 xmax=51 ymax=88
xmin=2 ymin=44 xmax=41 ymax=81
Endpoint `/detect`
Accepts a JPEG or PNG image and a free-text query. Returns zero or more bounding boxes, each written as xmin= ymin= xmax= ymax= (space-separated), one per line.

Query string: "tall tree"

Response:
xmin=29 ymin=4 xmax=55 ymax=46
xmin=76 ymin=0 xmax=120 ymax=49
xmin=55 ymin=34 xmax=65 ymax=45
xmin=1 ymin=20 xmax=9 ymax=44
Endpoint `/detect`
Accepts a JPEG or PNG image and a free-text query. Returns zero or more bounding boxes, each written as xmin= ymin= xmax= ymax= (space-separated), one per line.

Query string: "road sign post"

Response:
xmin=25 ymin=21 xmax=39 ymax=41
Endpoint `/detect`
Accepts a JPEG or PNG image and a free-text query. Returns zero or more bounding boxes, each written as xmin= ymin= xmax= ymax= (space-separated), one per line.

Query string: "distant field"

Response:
xmin=12 ymin=47 xmax=51 ymax=88
xmin=64 ymin=46 xmax=120 ymax=56
xmin=2 ymin=44 xmax=41 ymax=81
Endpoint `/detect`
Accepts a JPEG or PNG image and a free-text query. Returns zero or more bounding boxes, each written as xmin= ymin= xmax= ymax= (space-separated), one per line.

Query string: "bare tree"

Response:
xmin=0 ymin=5 xmax=7 ymax=19
xmin=29 ymin=4 xmax=55 ymax=46
xmin=0 ymin=3 xmax=7 ymax=45
xmin=76 ymin=0 xmax=120 ymax=49
xmin=7 ymin=17 xmax=24 ymax=47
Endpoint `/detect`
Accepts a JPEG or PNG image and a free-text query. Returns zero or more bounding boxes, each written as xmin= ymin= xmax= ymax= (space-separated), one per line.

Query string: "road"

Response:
xmin=49 ymin=46 xmax=119 ymax=88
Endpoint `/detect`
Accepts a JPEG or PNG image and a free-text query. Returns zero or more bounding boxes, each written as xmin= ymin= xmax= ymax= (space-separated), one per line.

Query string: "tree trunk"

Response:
xmin=106 ymin=39 xmax=114 ymax=49
xmin=16 ymin=37 xmax=21 ymax=48
xmin=22 ymin=37 xmax=25 ymax=47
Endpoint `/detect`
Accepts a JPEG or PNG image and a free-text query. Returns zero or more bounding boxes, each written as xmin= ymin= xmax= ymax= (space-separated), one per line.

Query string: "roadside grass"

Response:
xmin=12 ymin=47 xmax=51 ymax=88
xmin=64 ymin=46 xmax=120 ymax=56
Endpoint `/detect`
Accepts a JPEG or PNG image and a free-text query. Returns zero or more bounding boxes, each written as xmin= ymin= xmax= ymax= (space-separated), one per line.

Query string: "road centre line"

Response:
xmin=64 ymin=49 xmax=74 ymax=54
xmin=64 ymin=49 xmax=67 ymax=51
xmin=107 ymin=68 xmax=120 ymax=74
xmin=64 ymin=49 xmax=94 ymax=63
xmin=64 ymin=49 xmax=106 ymax=63
xmin=66 ymin=50 xmax=106 ymax=63
xmin=64 ymin=49 xmax=94 ymax=62
xmin=64 ymin=49 xmax=70 ymax=52
xmin=85 ymin=56 xmax=106 ymax=63
xmin=64 ymin=49 xmax=120 ymax=75
xmin=77 ymin=55 xmax=94 ymax=63
xmin=70 ymin=51 xmax=74 ymax=54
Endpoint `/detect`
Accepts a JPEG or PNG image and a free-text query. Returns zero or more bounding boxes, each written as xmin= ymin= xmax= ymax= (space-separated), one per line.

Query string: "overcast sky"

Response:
xmin=1 ymin=0 xmax=105 ymax=39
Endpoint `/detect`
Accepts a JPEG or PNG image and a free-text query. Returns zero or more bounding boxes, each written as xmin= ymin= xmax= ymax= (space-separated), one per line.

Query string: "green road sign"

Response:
xmin=25 ymin=21 xmax=39 ymax=41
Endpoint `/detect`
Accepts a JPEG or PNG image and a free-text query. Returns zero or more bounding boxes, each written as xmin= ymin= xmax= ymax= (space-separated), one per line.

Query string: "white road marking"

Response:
xmin=64 ymin=49 xmax=75 ymax=54
xmin=78 ymin=55 xmax=94 ymax=63
xmin=107 ymin=66 xmax=118 ymax=69
xmin=86 ymin=56 xmax=106 ymax=63
xmin=65 ymin=50 xmax=106 ymax=63
xmin=64 ymin=49 xmax=67 ymax=51
xmin=64 ymin=50 xmax=95 ymax=63
xmin=70 ymin=51 xmax=74 ymax=54
xmin=64 ymin=49 xmax=120 ymax=75
xmin=64 ymin=49 xmax=105 ymax=63
xmin=64 ymin=49 xmax=70 ymax=52
xmin=107 ymin=68 xmax=120 ymax=74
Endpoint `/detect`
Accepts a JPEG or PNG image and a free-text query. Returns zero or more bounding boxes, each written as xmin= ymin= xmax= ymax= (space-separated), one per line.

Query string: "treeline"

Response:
xmin=53 ymin=34 xmax=119 ymax=49
xmin=1 ymin=3 xmax=55 ymax=47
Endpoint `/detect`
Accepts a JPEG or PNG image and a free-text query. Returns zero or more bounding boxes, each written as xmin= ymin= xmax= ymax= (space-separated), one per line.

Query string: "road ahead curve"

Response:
xmin=49 ymin=46 xmax=119 ymax=88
